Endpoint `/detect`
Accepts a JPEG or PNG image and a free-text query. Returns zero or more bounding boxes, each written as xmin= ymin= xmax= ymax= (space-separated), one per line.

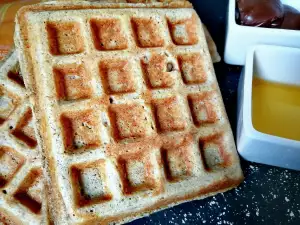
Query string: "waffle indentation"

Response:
xmin=161 ymin=136 xmax=197 ymax=182
xmin=188 ymin=92 xmax=218 ymax=126
xmin=0 ymin=87 xmax=19 ymax=125
xmin=60 ymin=110 xmax=101 ymax=152
xmin=117 ymin=151 xmax=160 ymax=195
xmin=131 ymin=18 xmax=164 ymax=48
xmin=109 ymin=104 xmax=154 ymax=141
xmin=152 ymin=97 xmax=186 ymax=132
xmin=71 ymin=160 xmax=112 ymax=207
xmin=141 ymin=53 xmax=176 ymax=89
xmin=7 ymin=65 xmax=25 ymax=87
xmin=0 ymin=146 xmax=25 ymax=188
xmin=168 ymin=15 xmax=198 ymax=45
xmin=90 ymin=18 xmax=128 ymax=51
xmin=13 ymin=168 xmax=43 ymax=214
xmin=47 ymin=22 xmax=84 ymax=55
xmin=99 ymin=60 xmax=135 ymax=94
xmin=178 ymin=53 xmax=206 ymax=85
xmin=200 ymin=134 xmax=231 ymax=171
xmin=53 ymin=64 xmax=93 ymax=101
xmin=11 ymin=108 xmax=37 ymax=148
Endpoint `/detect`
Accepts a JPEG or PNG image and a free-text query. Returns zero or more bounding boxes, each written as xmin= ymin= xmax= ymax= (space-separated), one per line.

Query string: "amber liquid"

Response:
xmin=252 ymin=77 xmax=300 ymax=141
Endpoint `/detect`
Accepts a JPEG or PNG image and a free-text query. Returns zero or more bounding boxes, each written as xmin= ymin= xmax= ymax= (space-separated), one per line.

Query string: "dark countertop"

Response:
xmin=130 ymin=1 xmax=300 ymax=224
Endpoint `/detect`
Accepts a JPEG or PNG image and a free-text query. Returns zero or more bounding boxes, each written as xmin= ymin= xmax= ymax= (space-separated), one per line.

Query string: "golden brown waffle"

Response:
xmin=0 ymin=51 xmax=50 ymax=224
xmin=15 ymin=1 xmax=243 ymax=224
xmin=43 ymin=0 xmax=221 ymax=63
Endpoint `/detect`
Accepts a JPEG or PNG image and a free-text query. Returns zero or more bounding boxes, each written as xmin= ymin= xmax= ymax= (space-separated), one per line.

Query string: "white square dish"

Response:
xmin=237 ymin=45 xmax=300 ymax=170
xmin=224 ymin=0 xmax=300 ymax=65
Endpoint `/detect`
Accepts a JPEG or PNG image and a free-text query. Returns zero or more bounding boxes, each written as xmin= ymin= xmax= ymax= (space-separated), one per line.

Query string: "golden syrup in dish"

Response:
xmin=252 ymin=77 xmax=300 ymax=141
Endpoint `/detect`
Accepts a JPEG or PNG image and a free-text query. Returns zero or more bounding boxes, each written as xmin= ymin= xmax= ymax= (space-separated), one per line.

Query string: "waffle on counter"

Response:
xmin=0 ymin=52 xmax=50 ymax=224
xmin=1 ymin=1 xmax=243 ymax=224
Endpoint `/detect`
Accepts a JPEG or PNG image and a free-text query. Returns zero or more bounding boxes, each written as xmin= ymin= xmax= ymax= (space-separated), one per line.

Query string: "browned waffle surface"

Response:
xmin=15 ymin=2 xmax=243 ymax=224
xmin=0 ymin=51 xmax=50 ymax=224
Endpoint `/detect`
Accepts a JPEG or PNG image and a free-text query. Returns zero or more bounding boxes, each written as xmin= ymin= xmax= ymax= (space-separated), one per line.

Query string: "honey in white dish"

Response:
xmin=252 ymin=77 xmax=300 ymax=141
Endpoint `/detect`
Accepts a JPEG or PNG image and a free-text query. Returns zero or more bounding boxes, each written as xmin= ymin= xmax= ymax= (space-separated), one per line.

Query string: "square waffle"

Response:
xmin=15 ymin=1 xmax=243 ymax=224
xmin=0 ymin=51 xmax=50 ymax=224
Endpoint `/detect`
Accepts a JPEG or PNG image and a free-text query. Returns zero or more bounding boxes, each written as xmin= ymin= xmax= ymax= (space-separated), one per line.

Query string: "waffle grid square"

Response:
xmin=46 ymin=22 xmax=85 ymax=55
xmin=71 ymin=160 xmax=112 ymax=207
xmin=131 ymin=17 xmax=165 ymax=48
xmin=0 ymin=146 xmax=25 ymax=188
xmin=108 ymin=103 xmax=154 ymax=141
xmin=90 ymin=18 xmax=128 ymax=51
xmin=53 ymin=63 xmax=93 ymax=101
xmin=141 ymin=53 xmax=177 ymax=89
xmin=117 ymin=150 xmax=161 ymax=195
xmin=11 ymin=107 xmax=37 ymax=148
xmin=60 ymin=109 xmax=101 ymax=152
xmin=99 ymin=59 xmax=136 ymax=94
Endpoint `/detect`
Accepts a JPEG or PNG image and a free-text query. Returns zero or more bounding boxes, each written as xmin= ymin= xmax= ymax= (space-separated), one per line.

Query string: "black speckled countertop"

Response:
xmin=129 ymin=0 xmax=300 ymax=224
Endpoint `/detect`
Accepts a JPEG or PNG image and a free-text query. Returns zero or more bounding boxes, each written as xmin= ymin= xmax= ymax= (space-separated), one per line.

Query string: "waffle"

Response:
xmin=0 ymin=1 xmax=220 ymax=64
xmin=203 ymin=24 xmax=221 ymax=63
xmin=43 ymin=0 xmax=221 ymax=62
xmin=0 ymin=51 xmax=50 ymax=224
xmin=15 ymin=1 xmax=243 ymax=224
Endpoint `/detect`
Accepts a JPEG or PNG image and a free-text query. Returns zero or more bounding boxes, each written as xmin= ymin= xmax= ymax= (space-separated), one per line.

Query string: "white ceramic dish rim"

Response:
xmin=242 ymin=45 xmax=300 ymax=149
xmin=229 ymin=0 xmax=300 ymax=33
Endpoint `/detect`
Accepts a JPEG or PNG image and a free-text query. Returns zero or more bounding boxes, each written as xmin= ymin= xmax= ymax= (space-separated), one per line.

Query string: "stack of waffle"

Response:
xmin=0 ymin=51 xmax=50 ymax=224
xmin=0 ymin=1 xmax=243 ymax=224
